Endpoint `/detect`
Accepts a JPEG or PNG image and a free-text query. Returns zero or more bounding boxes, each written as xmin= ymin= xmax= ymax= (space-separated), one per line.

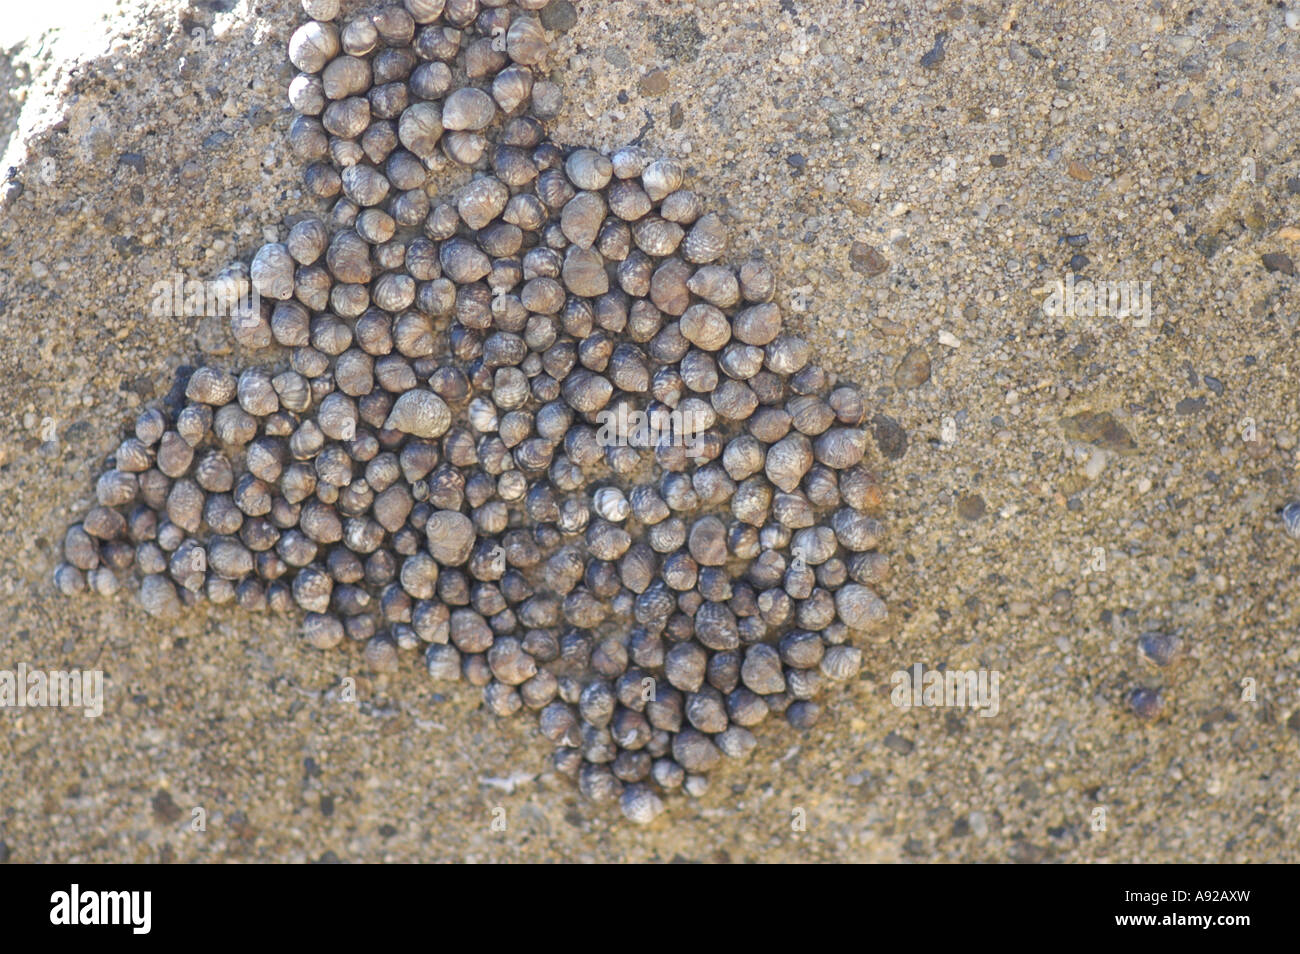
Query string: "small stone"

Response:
xmin=989 ymin=154 xmax=1007 ymax=168
xmin=1066 ymin=159 xmax=1093 ymax=181
xmin=871 ymin=414 xmax=908 ymax=460
xmin=894 ymin=346 xmax=931 ymax=389
xmin=1138 ymin=631 xmax=1182 ymax=667
xmin=956 ymin=493 xmax=986 ymax=521
xmin=1261 ymin=252 xmax=1294 ymax=276
xmin=883 ymin=731 xmax=913 ymax=755
xmin=919 ymin=33 xmax=946 ymax=68
xmin=638 ymin=68 xmax=670 ymax=97
xmin=848 ymin=241 xmax=889 ymax=276
xmin=1127 ymin=687 xmax=1164 ymax=721
xmin=1083 ymin=449 xmax=1107 ymax=480
xmin=540 ymin=0 xmax=579 ymax=32
xmin=1060 ymin=411 xmax=1137 ymax=453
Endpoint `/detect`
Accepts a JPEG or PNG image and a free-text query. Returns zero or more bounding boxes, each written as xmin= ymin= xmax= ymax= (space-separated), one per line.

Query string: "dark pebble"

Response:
xmin=1204 ymin=375 xmax=1223 ymax=395
xmin=118 ymin=152 xmax=146 ymax=173
xmin=989 ymin=154 xmax=1007 ymax=168
xmin=883 ymin=731 xmax=914 ymax=755
xmin=786 ymin=153 xmax=806 ymax=170
xmin=1126 ymin=687 xmax=1164 ymax=721
xmin=1175 ymin=396 xmax=1206 ymax=415
xmin=540 ymin=0 xmax=578 ymax=32
xmin=320 ymin=794 xmax=335 ymax=816
xmin=956 ymin=493 xmax=986 ymax=521
xmin=919 ymin=33 xmax=947 ymax=68
xmin=1060 ymin=411 xmax=1136 ymax=453
xmin=1138 ymin=631 xmax=1181 ymax=667
xmin=151 ymin=789 xmax=182 ymax=824
xmin=849 ymin=241 xmax=889 ymax=276
xmin=871 ymin=413 xmax=908 ymax=459
xmin=1065 ymin=233 xmax=1089 ymax=247
xmin=203 ymin=130 xmax=233 ymax=150
xmin=1261 ymin=252 xmax=1294 ymax=275
xmin=1067 ymin=253 xmax=1089 ymax=271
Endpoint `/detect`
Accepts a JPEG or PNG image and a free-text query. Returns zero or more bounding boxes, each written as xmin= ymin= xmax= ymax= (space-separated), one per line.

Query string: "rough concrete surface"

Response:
xmin=1 ymin=0 xmax=1299 ymax=863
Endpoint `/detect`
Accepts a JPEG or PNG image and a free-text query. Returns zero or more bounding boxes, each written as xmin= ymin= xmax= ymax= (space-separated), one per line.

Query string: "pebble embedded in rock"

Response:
xmin=894 ymin=346 xmax=931 ymax=389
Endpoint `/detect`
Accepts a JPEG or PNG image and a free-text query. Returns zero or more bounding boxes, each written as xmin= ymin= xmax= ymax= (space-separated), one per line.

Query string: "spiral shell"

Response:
xmin=682 ymin=212 xmax=727 ymax=264
xmin=384 ymin=389 xmax=451 ymax=438
xmin=288 ymin=20 xmax=340 ymax=73
xmin=492 ymin=66 xmax=534 ymax=114
xmin=631 ymin=215 xmax=684 ymax=257
xmin=441 ymin=87 xmax=496 ymax=131
xmin=641 ymin=158 xmax=684 ymax=202
xmin=506 ymin=15 xmax=549 ymax=66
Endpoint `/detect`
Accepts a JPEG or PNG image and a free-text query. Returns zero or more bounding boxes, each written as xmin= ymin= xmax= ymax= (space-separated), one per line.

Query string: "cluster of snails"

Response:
xmin=55 ymin=0 xmax=890 ymax=824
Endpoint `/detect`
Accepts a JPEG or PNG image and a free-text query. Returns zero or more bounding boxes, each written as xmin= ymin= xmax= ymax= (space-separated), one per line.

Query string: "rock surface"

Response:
xmin=0 ymin=0 xmax=1298 ymax=862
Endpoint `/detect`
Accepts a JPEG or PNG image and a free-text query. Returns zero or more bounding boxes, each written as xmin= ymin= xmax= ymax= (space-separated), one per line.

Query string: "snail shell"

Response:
xmin=385 ymin=389 xmax=452 ymax=438
xmin=683 ymin=212 xmax=727 ymax=264
xmin=398 ymin=101 xmax=443 ymax=157
xmin=288 ymin=20 xmax=339 ymax=74
xmin=560 ymin=191 xmax=606 ymax=249
xmin=340 ymin=16 xmax=379 ymax=56
xmin=732 ymin=302 xmax=782 ymax=346
xmin=322 ymin=55 xmax=371 ymax=100
xmin=765 ymin=333 xmax=811 ymax=375
xmin=441 ymin=87 xmax=496 ymax=131
xmin=835 ymin=583 xmax=886 ymax=630
xmin=237 ymin=368 xmax=279 ymax=417
xmin=679 ymin=303 xmax=731 ymax=351
xmin=403 ymin=0 xmax=446 ymax=23
xmin=288 ymin=72 xmax=326 ymax=116
xmin=641 ymin=158 xmax=684 ymax=202
xmin=457 ymin=175 xmax=509 ymax=230
xmin=765 ymin=432 xmax=814 ymax=493
xmin=565 ymin=148 xmax=613 ymax=191
xmin=186 ymin=367 xmax=237 ymax=406
xmin=506 ymin=15 xmax=549 ymax=66
xmin=372 ymin=5 xmax=415 ymax=45
xmin=250 ymin=243 xmax=295 ymax=300
xmin=819 ymin=645 xmax=863 ymax=682
xmin=631 ymin=214 xmax=684 ymax=257
xmin=561 ymin=246 xmax=608 ymax=298
xmin=686 ymin=264 xmax=739 ymax=308
xmin=492 ymin=66 xmax=534 ymax=114
xmin=321 ymin=96 xmax=370 ymax=138
xmin=660 ymin=189 xmax=704 ymax=224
